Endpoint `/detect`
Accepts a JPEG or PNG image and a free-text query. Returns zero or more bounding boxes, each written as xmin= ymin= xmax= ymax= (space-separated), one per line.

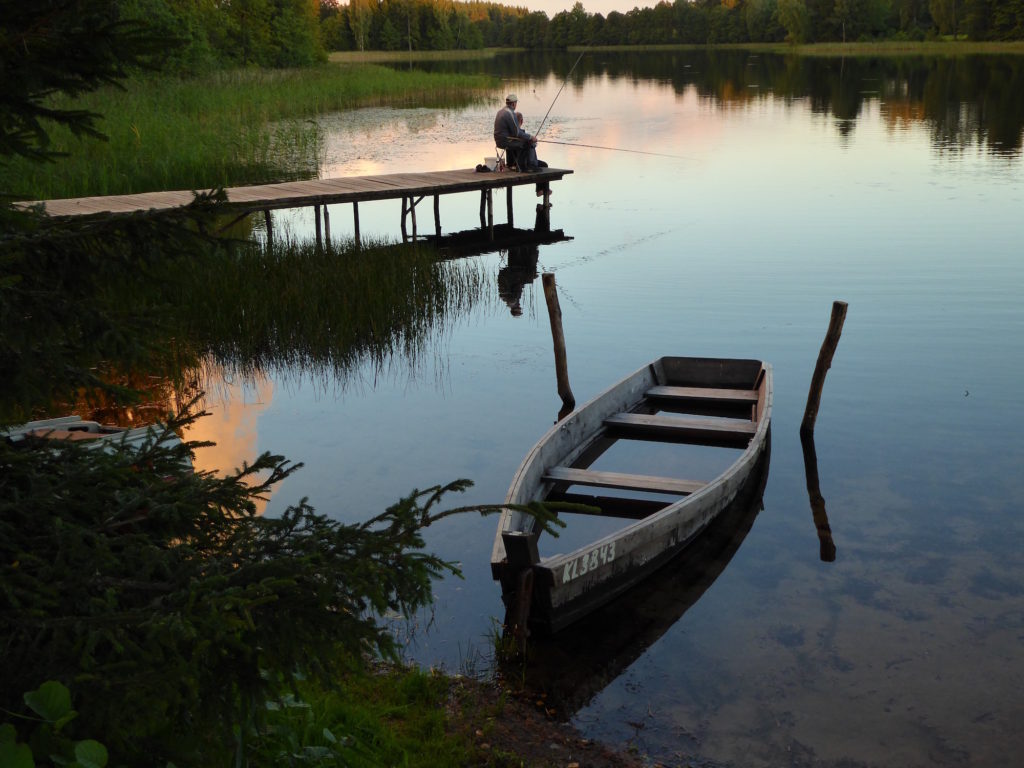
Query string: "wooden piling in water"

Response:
xmin=801 ymin=300 xmax=848 ymax=435
xmin=542 ymin=272 xmax=575 ymax=412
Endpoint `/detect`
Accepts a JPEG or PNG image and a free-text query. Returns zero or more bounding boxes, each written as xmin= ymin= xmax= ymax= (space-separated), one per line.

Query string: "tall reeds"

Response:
xmin=160 ymin=236 xmax=492 ymax=392
xmin=3 ymin=65 xmax=495 ymax=200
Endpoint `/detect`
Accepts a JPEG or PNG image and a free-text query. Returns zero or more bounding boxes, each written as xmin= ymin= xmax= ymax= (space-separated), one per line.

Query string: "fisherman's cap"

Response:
xmin=506 ymin=93 xmax=518 ymax=103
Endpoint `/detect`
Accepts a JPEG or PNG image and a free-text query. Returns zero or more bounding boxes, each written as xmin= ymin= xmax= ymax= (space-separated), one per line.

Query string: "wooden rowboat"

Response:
xmin=3 ymin=416 xmax=191 ymax=468
xmin=491 ymin=356 xmax=772 ymax=634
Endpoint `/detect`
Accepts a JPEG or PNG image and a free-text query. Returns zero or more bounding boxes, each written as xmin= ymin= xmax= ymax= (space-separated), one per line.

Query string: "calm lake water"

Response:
xmin=189 ymin=51 xmax=1024 ymax=766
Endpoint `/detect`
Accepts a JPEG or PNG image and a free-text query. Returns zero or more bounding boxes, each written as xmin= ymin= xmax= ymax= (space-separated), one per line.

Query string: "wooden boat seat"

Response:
xmin=604 ymin=412 xmax=756 ymax=446
xmin=543 ymin=466 xmax=706 ymax=496
xmin=646 ymin=385 xmax=758 ymax=405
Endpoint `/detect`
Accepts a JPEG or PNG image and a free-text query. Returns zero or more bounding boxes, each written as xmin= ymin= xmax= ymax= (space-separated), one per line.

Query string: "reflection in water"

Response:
xmin=506 ymin=446 xmax=770 ymax=718
xmin=801 ymin=430 xmax=837 ymax=563
xmin=414 ymin=50 xmax=1024 ymax=156
xmin=184 ymin=370 xmax=275 ymax=510
xmin=497 ymin=244 xmax=540 ymax=317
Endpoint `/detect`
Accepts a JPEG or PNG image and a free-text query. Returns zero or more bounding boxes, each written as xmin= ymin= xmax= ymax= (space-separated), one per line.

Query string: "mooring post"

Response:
xmin=801 ymin=300 xmax=848 ymax=435
xmin=542 ymin=272 xmax=575 ymax=413
xmin=263 ymin=209 xmax=273 ymax=250
xmin=507 ymin=186 xmax=514 ymax=228
xmin=433 ymin=194 xmax=441 ymax=238
xmin=502 ymin=530 xmax=540 ymax=654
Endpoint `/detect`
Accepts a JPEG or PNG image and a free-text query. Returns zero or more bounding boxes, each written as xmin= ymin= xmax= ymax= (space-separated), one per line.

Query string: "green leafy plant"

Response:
xmin=0 ymin=681 xmax=107 ymax=768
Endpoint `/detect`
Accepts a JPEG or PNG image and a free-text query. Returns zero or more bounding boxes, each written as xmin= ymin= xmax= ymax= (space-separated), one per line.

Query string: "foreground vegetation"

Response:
xmin=0 ymin=4 xmax=557 ymax=766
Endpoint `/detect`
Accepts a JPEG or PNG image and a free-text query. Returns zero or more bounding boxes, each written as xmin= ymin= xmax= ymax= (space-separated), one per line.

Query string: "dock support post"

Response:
xmin=433 ymin=194 xmax=441 ymax=238
xmin=479 ymin=190 xmax=486 ymax=229
xmin=487 ymin=189 xmax=494 ymax=240
xmin=401 ymin=197 xmax=409 ymax=242
xmin=314 ymin=204 xmax=322 ymax=250
xmin=264 ymin=209 xmax=273 ymax=250
xmin=542 ymin=272 xmax=575 ymax=414
xmin=323 ymin=205 xmax=331 ymax=248
xmin=507 ymin=186 xmax=514 ymax=228
xmin=411 ymin=195 xmax=418 ymax=241
xmin=801 ymin=300 xmax=848 ymax=434
xmin=352 ymin=202 xmax=361 ymax=249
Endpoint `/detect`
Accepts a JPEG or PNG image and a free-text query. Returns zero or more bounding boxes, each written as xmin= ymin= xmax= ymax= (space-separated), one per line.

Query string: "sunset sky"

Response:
xmin=517 ymin=0 xmax=648 ymax=18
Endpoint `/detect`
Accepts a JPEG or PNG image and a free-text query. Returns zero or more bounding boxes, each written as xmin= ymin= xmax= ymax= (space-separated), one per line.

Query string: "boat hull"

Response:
xmin=492 ymin=356 xmax=772 ymax=634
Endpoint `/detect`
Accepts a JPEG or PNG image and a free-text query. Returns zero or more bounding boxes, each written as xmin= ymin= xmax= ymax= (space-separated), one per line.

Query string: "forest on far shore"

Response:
xmin=122 ymin=0 xmax=1024 ymax=73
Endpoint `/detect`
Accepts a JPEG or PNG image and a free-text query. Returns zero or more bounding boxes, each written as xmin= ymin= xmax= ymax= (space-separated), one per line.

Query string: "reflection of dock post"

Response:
xmin=487 ymin=189 xmax=494 ymax=240
xmin=801 ymin=430 xmax=836 ymax=562
xmin=314 ymin=204 xmax=323 ymax=250
xmin=352 ymin=202 xmax=361 ymax=249
xmin=801 ymin=300 xmax=848 ymax=434
xmin=542 ymin=273 xmax=575 ymax=413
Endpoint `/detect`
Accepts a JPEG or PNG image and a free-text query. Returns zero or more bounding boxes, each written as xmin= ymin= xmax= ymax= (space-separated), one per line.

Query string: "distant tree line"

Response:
xmin=109 ymin=0 xmax=1024 ymax=68
xmin=321 ymin=0 xmax=1024 ymax=52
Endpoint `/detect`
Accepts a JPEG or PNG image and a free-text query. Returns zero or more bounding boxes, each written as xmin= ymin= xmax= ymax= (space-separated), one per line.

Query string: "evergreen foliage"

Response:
xmin=0 ymin=0 xmax=172 ymax=160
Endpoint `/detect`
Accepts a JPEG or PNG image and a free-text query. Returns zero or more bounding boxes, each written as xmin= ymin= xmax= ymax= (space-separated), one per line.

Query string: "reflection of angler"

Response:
xmin=497 ymin=245 xmax=540 ymax=317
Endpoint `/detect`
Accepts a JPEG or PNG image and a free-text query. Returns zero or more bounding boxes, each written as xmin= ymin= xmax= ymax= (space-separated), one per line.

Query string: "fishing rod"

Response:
xmin=537 ymin=138 xmax=689 ymax=161
xmin=535 ymin=46 xmax=589 ymax=139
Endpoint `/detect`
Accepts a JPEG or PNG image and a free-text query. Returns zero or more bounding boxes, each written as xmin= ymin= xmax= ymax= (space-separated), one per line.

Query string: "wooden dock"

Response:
xmin=20 ymin=167 xmax=573 ymax=246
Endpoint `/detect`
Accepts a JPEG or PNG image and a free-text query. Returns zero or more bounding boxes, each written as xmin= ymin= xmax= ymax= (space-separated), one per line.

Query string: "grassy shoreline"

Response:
xmin=3 ymin=64 xmax=496 ymax=200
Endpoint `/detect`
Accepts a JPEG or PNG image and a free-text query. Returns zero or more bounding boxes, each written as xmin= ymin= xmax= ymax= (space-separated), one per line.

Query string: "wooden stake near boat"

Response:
xmin=492 ymin=356 xmax=772 ymax=634
xmin=542 ymin=273 xmax=574 ymax=413
xmin=801 ymin=300 xmax=848 ymax=434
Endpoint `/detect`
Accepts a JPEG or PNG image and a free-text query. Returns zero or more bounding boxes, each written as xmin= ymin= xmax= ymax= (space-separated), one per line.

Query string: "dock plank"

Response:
xmin=19 ymin=168 xmax=573 ymax=219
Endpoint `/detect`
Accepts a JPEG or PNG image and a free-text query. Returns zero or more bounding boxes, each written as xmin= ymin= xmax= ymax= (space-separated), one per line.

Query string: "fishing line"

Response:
xmin=535 ymin=46 xmax=589 ymax=139
xmin=537 ymin=138 xmax=689 ymax=161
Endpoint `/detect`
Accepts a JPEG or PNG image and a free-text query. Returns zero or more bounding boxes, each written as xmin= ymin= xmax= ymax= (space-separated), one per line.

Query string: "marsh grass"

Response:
xmin=3 ymin=64 xmax=496 ymax=200
xmin=330 ymin=48 xmax=513 ymax=64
